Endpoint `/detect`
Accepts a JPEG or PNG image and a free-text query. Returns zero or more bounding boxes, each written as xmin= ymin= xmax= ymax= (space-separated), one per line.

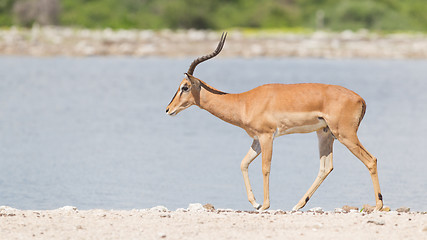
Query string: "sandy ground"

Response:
xmin=1 ymin=205 xmax=426 ymax=240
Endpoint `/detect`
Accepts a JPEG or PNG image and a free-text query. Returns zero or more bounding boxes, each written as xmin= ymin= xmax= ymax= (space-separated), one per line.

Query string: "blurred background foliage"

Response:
xmin=1 ymin=0 xmax=426 ymax=31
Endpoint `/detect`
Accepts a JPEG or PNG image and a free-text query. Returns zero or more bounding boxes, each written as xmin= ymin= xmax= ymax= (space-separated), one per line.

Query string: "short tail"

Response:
xmin=358 ymin=100 xmax=367 ymax=128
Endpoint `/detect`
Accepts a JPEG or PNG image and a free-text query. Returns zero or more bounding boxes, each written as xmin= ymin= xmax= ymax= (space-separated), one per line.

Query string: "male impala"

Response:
xmin=166 ymin=33 xmax=383 ymax=211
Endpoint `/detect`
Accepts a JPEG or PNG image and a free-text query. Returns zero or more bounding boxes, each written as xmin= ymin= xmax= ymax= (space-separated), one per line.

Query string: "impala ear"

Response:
xmin=184 ymin=73 xmax=200 ymax=86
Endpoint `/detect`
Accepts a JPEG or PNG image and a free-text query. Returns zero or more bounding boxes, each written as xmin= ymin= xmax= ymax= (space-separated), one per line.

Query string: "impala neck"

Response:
xmin=196 ymin=81 xmax=243 ymax=127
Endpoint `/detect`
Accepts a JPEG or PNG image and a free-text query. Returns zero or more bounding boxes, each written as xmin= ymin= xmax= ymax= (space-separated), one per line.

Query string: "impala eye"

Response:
xmin=181 ymin=85 xmax=189 ymax=91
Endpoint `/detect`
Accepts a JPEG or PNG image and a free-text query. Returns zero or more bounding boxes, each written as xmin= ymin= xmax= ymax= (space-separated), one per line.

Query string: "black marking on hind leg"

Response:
xmin=318 ymin=117 xmax=337 ymax=139
xmin=305 ymin=196 xmax=309 ymax=203
xmin=378 ymin=193 xmax=383 ymax=201
xmin=322 ymin=126 xmax=337 ymax=139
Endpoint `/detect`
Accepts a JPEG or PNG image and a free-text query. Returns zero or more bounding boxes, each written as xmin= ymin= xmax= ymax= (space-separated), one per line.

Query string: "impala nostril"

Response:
xmin=166 ymin=108 xmax=169 ymax=113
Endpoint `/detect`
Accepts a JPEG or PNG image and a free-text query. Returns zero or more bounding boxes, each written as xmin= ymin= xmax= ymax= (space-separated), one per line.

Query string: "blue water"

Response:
xmin=0 ymin=57 xmax=426 ymax=211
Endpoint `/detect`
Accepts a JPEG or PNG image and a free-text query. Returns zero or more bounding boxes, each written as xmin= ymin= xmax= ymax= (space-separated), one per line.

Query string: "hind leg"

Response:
xmin=335 ymin=130 xmax=383 ymax=210
xmin=293 ymin=127 xmax=335 ymax=211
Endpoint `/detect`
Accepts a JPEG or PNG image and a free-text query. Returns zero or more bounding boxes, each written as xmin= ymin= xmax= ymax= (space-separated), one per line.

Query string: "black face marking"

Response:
xmin=168 ymin=90 xmax=178 ymax=105
xmin=179 ymin=84 xmax=190 ymax=97
xmin=378 ymin=193 xmax=383 ymax=201
xmin=305 ymin=196 xmax=310 ymax=203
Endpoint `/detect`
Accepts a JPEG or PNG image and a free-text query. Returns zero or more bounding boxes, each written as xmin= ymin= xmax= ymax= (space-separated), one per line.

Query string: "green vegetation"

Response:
xmin=1 ymin=0 xmax=427 ymax=32
xmin=0 ymin=0 xmax=14 ymax=26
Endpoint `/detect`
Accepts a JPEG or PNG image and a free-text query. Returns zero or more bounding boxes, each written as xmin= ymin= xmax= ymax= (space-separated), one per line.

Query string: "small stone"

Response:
xmin=381 ymin=206 xmax=391 ymax=212
xmin=308 ymin=207 xmax=321 ymax=211
xmin=362 ymin=204 xmax=375 ymax=213
xmin=308 ymin=207 xmax=324 ymax=213
xmin=367 ymin=220 xmax=385 ymax=225
xmin=217 ymin=208 xmax=234 ymax=214
xmin=158 ymin=232 xmax=166 ymax=238
xmin=342 ymin=205 xmax=359 ymax=213
xmin=273 ymin=210 xmax=286 ymax=215
xmin=203 ymin=203 xmax=215 ymax=211
xmin=334 ymin=208 xmax=344 ymax=213
xmin=396 ymin=207 xmax=410 ymax=213
xmin=175 ymin=208 xmax=187 ymax=212
xmin=57 ymin=206 xmax=78 ymax=212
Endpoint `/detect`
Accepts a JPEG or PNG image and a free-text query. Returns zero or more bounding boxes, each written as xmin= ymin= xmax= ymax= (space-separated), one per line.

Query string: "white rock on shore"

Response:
xmin=55 ymin=206 xmax=78 ymax=212
xmin=187 ymin=203 xmax=206 ymax=212
xmin=0 ymin=206 xmax=18 ymax=212
xmin=149 ymin=205 xmax=169 ymax=212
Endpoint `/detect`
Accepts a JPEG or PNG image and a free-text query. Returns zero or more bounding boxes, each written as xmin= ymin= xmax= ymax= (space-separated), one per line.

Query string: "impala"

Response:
xmin=166 ymin=33 xmax=383 ymax=211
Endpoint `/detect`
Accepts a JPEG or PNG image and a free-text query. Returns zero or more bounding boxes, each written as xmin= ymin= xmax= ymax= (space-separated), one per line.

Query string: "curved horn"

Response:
xmin=187 ymin=32 xmax=227 ymax=75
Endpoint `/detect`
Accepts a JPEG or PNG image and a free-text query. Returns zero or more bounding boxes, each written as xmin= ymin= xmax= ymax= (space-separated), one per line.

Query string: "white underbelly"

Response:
xmin=274 ymin=112 xmax=327 ymax=137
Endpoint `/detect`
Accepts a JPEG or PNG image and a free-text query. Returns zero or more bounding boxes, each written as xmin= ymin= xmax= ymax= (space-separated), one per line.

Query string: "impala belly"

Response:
xmin=274 ymin=112 xmax=327 ymax=137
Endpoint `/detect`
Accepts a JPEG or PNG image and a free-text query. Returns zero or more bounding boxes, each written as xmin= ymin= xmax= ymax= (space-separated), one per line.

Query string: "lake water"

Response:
xmin=0 ymin=57 xmax=426 ymax=211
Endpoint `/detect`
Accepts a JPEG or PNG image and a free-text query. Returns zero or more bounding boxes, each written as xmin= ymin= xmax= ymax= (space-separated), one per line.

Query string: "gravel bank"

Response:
xmin=1 ymin=27 xmax=427 ymax=58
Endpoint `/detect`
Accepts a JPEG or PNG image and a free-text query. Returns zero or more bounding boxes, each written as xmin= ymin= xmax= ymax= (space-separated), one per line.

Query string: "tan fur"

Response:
xmin=166 ymin=74 xmax=383 ymax=211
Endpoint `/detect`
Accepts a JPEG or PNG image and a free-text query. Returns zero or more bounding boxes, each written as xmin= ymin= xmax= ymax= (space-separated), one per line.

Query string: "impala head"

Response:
xmin=166 ymin=32 xmax=227 ymax=116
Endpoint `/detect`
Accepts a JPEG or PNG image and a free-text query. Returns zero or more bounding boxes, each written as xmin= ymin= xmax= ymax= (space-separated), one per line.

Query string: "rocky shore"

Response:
xmin=1 ymin=26 xmax=427 ymax=58
xmin=1 ymin=204 xmax=426 ymax=239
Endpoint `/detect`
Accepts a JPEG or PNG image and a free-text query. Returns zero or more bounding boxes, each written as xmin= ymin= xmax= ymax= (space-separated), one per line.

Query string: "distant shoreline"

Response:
xmin=1 ymin=27 xmax=426 ymax=59
xmin=1 ymin=205 xmax=426 ymax=239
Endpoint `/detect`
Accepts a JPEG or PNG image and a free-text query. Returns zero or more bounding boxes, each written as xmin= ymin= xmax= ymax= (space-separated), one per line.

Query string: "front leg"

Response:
xmin=240 ymin=140 xmax=261 ymax=209
xmin=259 ymin=134 xmax=274 ymax=211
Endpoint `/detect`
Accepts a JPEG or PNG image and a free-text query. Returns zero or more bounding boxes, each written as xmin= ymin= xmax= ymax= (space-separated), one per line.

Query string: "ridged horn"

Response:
xmin=187 ymin=32 xmax=227 ymax=75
